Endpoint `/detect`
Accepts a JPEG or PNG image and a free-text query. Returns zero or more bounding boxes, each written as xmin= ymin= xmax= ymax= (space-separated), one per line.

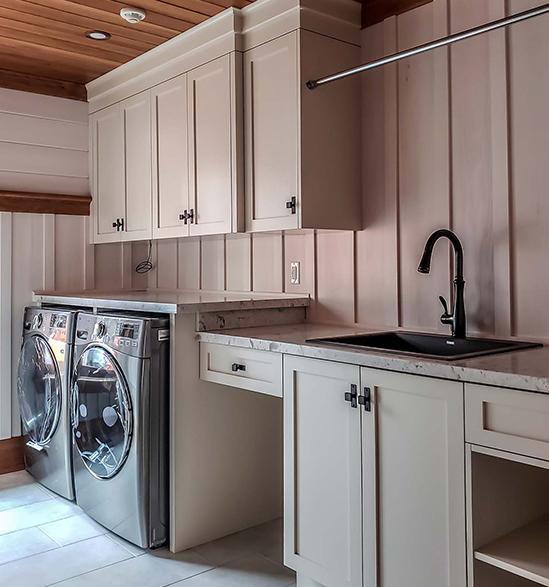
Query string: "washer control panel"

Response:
xmin=75 ymin=314 xmax=146 ymax=358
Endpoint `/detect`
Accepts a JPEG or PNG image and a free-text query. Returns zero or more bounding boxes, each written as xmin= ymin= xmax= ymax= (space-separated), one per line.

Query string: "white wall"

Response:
xmin=0 ymin=89 xmax=90 ymax=440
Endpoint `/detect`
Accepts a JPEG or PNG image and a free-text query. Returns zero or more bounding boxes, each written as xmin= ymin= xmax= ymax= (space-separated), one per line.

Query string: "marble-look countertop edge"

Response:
xmin=33 ymin=293 xmax=310 ymax=315
xmin=197 ymin=331 xmax=549 ymax=394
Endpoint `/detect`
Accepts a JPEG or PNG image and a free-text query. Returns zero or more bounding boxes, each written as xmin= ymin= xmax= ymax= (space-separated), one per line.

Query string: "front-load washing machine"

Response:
xmin=17 ymin=307 xmax=77 ymax=500
xmin=71 ymin=312 xmax=170 ymax=549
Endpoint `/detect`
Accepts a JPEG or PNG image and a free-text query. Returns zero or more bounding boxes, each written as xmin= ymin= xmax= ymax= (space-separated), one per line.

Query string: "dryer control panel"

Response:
xmin=23 ymin=307 xmax=75 ymax=344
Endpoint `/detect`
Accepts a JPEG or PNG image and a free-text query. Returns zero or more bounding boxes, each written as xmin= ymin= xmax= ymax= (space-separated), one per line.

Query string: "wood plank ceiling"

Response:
xmin=0 ymin=0 xmax=431 ymax=102
xmin=0 ymin=0 xmax=256 ymax=101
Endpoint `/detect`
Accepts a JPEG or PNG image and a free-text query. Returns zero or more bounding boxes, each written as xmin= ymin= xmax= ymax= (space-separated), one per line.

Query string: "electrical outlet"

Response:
xmin=290 ymin=262 xmax=300 ymax=285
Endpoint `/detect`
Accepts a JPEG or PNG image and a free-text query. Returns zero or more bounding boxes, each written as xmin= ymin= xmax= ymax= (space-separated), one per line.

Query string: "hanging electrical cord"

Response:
xmin=135 ymin=240 xmax=153 ymax=274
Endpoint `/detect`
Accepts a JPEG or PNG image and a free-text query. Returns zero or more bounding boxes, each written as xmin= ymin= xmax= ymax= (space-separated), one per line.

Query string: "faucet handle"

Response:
xmin=439 ymin=296 xmax=453 ymax=325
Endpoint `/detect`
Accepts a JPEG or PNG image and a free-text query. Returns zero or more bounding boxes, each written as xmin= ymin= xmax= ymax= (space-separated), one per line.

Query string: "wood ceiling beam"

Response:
xmin=362 ymin=0 xmax=433 ymax=28
xmin=0 ymin=191 xmax=91 ymax=214
xmin=0 ymin=68 xmax=87 ymax=100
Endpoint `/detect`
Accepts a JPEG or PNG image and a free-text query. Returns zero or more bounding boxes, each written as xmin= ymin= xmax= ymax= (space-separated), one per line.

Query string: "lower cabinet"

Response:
xmin=284 ymin=356 xmax=467 ymax=587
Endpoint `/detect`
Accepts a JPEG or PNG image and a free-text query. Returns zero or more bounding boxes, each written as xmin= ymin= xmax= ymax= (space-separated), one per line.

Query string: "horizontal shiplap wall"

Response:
xmin=98 ymin=0 xmax=549 ymax=344
xmin=0 ymin=88 xmax=89 ymax=195
xmin=0 ymin=89 xmax=92 ymax=438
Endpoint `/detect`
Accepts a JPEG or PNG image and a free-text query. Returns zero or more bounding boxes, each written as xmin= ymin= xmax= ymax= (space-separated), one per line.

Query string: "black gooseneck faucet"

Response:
xmin=417 ymin=229 xmax=466 ymax=338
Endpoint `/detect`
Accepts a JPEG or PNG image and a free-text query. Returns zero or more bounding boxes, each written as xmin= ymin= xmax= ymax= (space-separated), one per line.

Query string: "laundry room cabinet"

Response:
xmin=90 ymin=91 xmax=153 ymax=244
xmin=283 ymin=356 xmax=467 ymax=587
xmin=244 ymin=29 xmax=362 ymax=233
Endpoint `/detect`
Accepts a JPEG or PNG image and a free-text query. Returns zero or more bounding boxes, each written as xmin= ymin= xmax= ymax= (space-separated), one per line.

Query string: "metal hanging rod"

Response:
xmin=307 ymin=2 xmax=549 ymax=90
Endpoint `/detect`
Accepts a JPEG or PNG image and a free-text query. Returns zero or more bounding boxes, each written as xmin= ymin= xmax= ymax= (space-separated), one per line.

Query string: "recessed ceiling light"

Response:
xmin=85 ymin=30 xmax=111 ymax=40
xmin=120 ymin=7 xmax=147 ymax=24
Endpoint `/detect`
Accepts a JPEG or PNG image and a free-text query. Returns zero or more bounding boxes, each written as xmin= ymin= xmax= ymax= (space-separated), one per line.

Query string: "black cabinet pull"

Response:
xmin=286 ymin=196 xmax=297 ymax=215
xmin=358 ymin=387 xmax=371 ymax=412
xmin=112 ymin=218 xmax=124 ymax=231
xmin=232 ymin=363 xmax=246 ymax=373
xmin=344 ymin=384 xmax=358 ymax=409
xmin=180 ymin=210 xmax=195 ymax=225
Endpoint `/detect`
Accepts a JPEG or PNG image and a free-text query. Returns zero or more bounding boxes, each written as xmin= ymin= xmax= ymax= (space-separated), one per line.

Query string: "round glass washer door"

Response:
xmin=72 ymin=346 xmax=133 ymax=480
xmin=17 ymin=335 xmax=62 ymax=445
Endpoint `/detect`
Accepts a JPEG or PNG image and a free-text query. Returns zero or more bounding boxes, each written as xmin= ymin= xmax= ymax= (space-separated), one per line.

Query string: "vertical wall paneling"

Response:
xmin=251 ymin=232 xmax=284 ymax=293
xmin=488 ymin=0 xmax=512 ymax=338
xmin=226 ymin=233 xmax=252 ymax=292
xmin=507 ymin=0 xmax=549 ymax=339
xmin=43 ymin=215 xmax=56 ymax=292
xmin=178 ymin=238 xmax=201 ymax=290
xmin=356 ymin=18 xmax=400 ymax=328
xmin=283 ymin=230 xmax=315 ymax=296
xmin=116 ymin=1 xmax=549 ymax=344
xmin=314 ymin=231 xmax=356 ymax=324
xmin=397 ymin=1 xmax=451 ymax=332
xmin=201 ymin=235 xmax=226 ymax=291
xmin=0 ymin=214 xmax=12 ymax=439
xmin=156 ymin=240 xmax=179 ymax=290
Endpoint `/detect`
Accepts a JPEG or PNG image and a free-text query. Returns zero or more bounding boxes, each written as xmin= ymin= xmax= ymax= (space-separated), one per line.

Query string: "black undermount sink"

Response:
xmin=306 ymin=331 xmax=542 ymax=361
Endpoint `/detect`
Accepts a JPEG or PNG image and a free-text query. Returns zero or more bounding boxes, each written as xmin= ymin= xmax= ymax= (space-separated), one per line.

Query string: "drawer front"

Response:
xmin=466 ymin=383 xmax=549 ymax=460
xmin=200 ymin=343 xmax=282 ymax=397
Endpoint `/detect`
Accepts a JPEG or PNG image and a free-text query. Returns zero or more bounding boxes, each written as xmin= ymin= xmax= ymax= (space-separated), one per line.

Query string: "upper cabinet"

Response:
xmin=87 ymin=0 xmax=362 ymax=243
xmin=187 ymin=54 xmax=242 ymax=237
xmin=90 ymin=93 xmax=152 ymax=244
xmin=151 ymin=74 xmax=189 ymax=240
xmin=90 ymin=103 xmax=124 ymax=244
xmin=244 ymin=30 xmax=362 ymax=232
xmin=244 ymin=33 xmax=300 ymax=232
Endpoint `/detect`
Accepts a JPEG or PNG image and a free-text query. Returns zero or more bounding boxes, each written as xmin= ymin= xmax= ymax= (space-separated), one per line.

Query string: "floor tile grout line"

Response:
xmin=0 ymin=541 xmax=60 ymax=568
xmin=41 ymin=550 xmax=137 ymax=587
xmin=0 ymin=511 xmax=82 ymax=539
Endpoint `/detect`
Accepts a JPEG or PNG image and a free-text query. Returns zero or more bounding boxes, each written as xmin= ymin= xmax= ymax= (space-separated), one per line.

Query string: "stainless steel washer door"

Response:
xmin=17 ymin=335 xmax=62 ymax=446
xmin=72 ymin=346 xmax=133 ymax=480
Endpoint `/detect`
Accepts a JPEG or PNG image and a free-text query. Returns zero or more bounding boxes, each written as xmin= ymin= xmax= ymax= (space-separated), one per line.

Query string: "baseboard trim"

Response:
xmin=0 ymin=436 xmax=25 ymax=475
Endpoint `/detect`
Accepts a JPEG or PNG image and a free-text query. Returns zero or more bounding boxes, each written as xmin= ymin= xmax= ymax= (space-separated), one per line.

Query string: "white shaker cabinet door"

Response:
xmin=284 ymin=355 xmax=363 ymax=587
xmin=90 ymin=103 xmax=124 ymax=244
xmin=121 ymin=91 xmax=152 ymax=241
xmin=361 ymin=368 xmax=466 ymax=587
xmin=244 ymin=32 xmax=300 ymax=232
xmin=188 ymin=55 xmax=233 ymax=237
xmin=152 ymin=74 xmax=190 ymax=239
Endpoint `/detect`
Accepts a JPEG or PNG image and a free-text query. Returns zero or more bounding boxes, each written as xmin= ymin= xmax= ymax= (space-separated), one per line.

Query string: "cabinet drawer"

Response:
xmin=200 ymin=343 xmax=282 ymax=397
xmin=466 ymin=383 xmax=549 ymax=460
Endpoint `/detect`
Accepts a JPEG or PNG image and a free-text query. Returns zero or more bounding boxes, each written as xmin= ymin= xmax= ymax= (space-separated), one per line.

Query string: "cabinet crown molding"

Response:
xmin=86 ymin=0 xmax=361 ymax=114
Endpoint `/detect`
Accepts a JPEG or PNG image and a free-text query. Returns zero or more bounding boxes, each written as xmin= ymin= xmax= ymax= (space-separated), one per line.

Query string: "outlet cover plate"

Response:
xmin=290 ymin=262 xmax=300 ymax=285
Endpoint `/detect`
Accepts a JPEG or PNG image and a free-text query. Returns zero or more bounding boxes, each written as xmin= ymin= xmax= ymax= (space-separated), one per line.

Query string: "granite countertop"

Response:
xmin=197 ymin=323 xmax=549 ymax=394
xmin=33 ymin=289 xmax=310 ymax=315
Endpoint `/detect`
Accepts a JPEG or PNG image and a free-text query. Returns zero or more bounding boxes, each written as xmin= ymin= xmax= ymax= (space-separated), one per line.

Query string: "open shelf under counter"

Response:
xmin=475 ymin=513 xmax=549 ymax=586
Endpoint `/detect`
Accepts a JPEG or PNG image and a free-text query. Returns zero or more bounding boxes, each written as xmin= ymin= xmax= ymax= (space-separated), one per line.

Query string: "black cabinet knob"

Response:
xmin=231 ymin=363 xmax=246 ymax=373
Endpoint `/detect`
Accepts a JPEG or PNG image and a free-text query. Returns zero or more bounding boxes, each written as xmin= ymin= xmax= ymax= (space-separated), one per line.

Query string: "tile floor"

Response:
xmin=0 ymin=471 xmax=296 ymax=587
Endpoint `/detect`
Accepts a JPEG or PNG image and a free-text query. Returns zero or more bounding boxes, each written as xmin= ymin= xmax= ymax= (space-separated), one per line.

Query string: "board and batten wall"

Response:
xmin=0 ymin=88 xmax=93 ymax=439
xmin=105 ymin=0 xmax=547 ymax=345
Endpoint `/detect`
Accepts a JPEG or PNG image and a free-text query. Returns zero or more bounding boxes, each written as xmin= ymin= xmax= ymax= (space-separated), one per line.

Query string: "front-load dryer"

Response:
xmin=71 ymin=312 xmax=170 ymax=549
xmin=17 ymin=307 xmax=77 ymax=500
